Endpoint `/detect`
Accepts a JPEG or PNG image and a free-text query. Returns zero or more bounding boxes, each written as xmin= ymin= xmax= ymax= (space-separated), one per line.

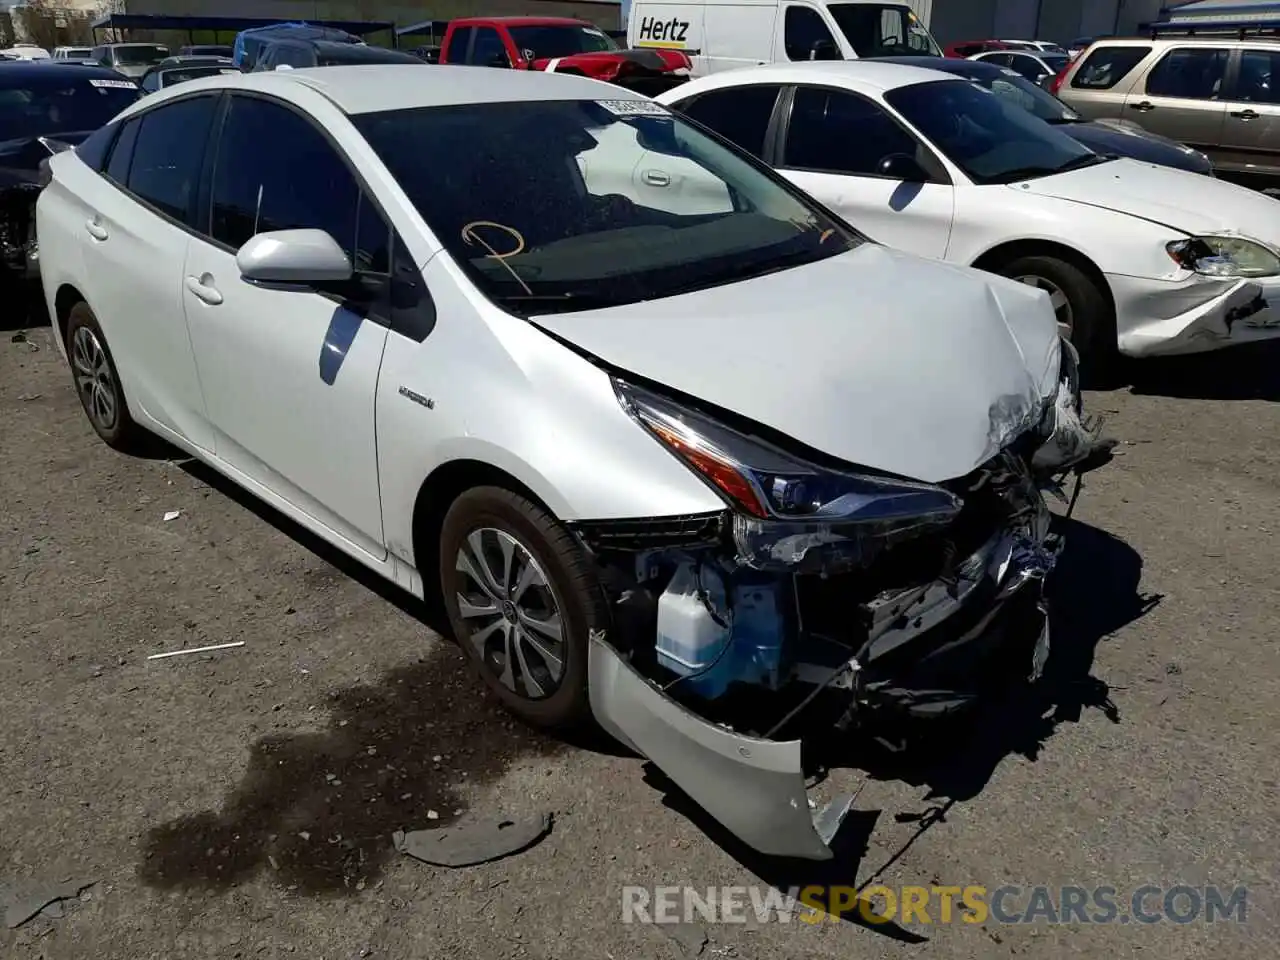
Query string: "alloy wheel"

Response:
xmin=70 ymin=325 xmax=117 ymax=432
xmin=454 ymin=527 xmax=566 ymax=700
xmin=1014 ymin=273 xmax=1074 ymax=339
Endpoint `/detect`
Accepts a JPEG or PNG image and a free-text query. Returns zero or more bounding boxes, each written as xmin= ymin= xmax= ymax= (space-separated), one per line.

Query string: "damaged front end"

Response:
xmin=0 ymin=167 xmax=42 ymax=283
xmin=575 ymin=339 xmax=1115 ymax=860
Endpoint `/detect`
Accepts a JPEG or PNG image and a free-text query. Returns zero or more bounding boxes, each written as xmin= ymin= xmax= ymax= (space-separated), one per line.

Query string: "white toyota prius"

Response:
xmin=656 ymin=60 xmax=1280 ymax=364
xmin=37 ymin=65 xmax=1109 ymax=860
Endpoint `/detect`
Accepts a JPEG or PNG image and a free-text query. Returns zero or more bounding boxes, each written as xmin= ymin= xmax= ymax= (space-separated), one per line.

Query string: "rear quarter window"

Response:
xmin=1070 ymin=45 xmax=1151 ymax=89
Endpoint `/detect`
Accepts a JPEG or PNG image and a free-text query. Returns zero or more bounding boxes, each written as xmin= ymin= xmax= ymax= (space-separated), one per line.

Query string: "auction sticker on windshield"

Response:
xmin=88 ymin=78 xmax=139 ymax=89
xmin=596 ymin=99 xmax=670 ymax=117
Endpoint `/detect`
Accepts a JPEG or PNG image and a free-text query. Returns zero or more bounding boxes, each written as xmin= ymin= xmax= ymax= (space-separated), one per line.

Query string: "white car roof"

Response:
xmin=655 ymin=60 xmax=957 ymax=101
xmin=117 ymin=64 xmax=637 ymax=119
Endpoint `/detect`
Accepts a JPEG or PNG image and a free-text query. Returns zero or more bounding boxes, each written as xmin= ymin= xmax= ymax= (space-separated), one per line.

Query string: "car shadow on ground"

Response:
xmin=136 ymin=457 xmax=633 ymax=896
xmin=1 ymin=278 xmax=49 ymax=333
xmin=1117 ymin=340 xmax=1280 ymax=402
xmin=641 ymin=518 xmax=1159 ymax=939
xmin=138 ymin=642 xmax=568 ymax=895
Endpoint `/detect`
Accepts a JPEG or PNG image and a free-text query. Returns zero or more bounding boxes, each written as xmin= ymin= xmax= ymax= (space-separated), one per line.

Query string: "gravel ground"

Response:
xmin=2 ymin=300 xmax=1278 ymax=960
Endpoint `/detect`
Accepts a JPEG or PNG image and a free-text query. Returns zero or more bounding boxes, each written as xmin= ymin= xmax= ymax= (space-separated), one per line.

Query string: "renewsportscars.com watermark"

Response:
xmin=621 ymin=884 xmax=1249 ymax=926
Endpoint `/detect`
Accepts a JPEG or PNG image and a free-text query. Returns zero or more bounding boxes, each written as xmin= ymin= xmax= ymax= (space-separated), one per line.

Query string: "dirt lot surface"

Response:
xmin=2 ymin=305 xmax=1278 ymax=959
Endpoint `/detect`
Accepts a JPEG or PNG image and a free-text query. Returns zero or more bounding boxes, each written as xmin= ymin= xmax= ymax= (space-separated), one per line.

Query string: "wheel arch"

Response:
xmin=970 ymin=238 xmax=1117 ymax=325
xmin=410 ymin=458 xmax=559 ymax=608
xmin=53 ymin=283 xmax=86 ymax=346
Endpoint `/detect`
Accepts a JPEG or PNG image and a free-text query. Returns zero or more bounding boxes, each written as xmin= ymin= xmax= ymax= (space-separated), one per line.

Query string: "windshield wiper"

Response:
xmin=993 ymin=153 xmax=1112 ymax=183
xmin=493 ymin=292 xmax=631 ymax=314
xmin=1054 ymin=153 xmax=1116 ymax=173
xmin=989 ymin=165 xmax=1061 ymax=184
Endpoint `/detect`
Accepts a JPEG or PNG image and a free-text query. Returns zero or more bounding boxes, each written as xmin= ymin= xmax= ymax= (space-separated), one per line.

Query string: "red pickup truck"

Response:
xmin=437 ymin=16 xmax=691 ymax=94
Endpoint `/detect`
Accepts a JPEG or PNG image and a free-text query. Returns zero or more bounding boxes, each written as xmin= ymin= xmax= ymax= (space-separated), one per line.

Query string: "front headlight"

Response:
xmin=613 ymin=378 xmax=962 ymax=526
xmin=1167 ymin=235 xmax=1280 ymax=278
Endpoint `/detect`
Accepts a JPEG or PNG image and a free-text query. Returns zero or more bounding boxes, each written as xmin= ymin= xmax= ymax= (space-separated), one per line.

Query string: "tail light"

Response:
xmin=1048 ymin=62 xmax=1070 ymax=96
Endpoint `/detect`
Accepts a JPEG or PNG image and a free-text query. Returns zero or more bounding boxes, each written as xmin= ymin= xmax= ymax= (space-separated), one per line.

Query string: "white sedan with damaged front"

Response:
xmin=37 ymin=65 xmax=1110 ymax=861
xmin=658 ymin=61 xmax=1280 ymax=365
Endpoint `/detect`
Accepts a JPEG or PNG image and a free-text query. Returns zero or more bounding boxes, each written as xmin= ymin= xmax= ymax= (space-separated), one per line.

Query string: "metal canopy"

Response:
xmin=395 ymin=20 xmax=451 ymax=38
xmin=90 ymin=14 xmax=395 ymax=37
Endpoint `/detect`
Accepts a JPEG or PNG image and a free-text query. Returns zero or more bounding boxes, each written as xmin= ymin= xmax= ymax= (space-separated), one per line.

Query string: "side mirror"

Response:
xmin=809 ymin=39 xmax=840 ymax=61
xmin=877 ymin=152 xmax=929 ymax=182
xmin=237 ymin=229 xmax=353 ymax=287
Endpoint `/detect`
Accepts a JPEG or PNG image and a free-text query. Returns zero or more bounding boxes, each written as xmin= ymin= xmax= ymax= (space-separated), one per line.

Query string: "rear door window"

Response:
xmin=1071 ymin=45 xmax=1151 ymax=89
xmin=125 ymin=95 xmax=219 ymax=224
xmin=1145 ymin=47 xmax=1229 ymax=100
xmin=1231 ymin=48 xmax=1280 ymax=103
xmin=674 ymin=84 xmax=783 ymax=159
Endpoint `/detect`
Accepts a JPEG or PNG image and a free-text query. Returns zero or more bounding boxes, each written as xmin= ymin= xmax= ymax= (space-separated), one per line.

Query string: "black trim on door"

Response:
xmin=95 ymin=90 xmax=225 ymax=240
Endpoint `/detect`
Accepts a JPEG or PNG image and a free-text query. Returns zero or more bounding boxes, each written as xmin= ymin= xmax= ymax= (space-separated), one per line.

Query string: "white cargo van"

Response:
xmin=627 ymin=0 xmax=939 ymax=76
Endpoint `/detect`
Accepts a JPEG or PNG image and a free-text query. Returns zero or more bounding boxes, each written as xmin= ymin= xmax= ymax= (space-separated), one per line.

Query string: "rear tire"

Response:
xmin=64 ymin=302 xmax=145 ymax=451
xmin=991 ymin=253 xmax=1114 ymax=377
xmin=439 ymin=486 xmax=607 ymax=731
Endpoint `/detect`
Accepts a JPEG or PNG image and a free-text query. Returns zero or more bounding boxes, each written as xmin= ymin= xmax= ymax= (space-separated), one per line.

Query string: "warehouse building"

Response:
xmin=925 ymin=0 xmax=1200 ymax=45
xmin=6 ymin=0 xmax=1216 ymax=52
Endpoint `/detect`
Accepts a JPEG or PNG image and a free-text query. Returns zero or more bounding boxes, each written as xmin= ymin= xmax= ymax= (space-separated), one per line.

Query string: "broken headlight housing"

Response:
xmin=1166 ymin=236 xmax=1280 ymax=278
xmin=614 ymin=379 xmax=962 ymax=570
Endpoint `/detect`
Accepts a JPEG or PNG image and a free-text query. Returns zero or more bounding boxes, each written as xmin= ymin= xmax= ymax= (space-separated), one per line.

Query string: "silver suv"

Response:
xmin=1056 ymin=36 xmax=1280 ymax=180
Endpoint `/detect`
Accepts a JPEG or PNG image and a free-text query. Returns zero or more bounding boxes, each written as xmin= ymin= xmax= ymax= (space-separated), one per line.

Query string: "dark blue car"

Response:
xmin=875 ymin=56 xmax=1214 ymax=175
xmin=0 ymin=60 xmax=140 ymax=282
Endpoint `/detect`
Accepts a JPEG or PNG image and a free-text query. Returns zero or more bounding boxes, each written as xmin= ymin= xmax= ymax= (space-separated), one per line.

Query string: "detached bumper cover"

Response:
xmin=1110 ymin=273 xmax=1277 ymax=357
xmin=587 ymin=515 xmax=1061 ymax=860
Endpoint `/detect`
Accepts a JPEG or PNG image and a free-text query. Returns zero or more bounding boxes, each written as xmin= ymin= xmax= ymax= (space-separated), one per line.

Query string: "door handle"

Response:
xmin=1131 ymin=101 xmax=1156 ymax=113
xmin=641 ymin=169 xmax=672 ymax=187
xmin=184 ymin=274 xmax=223 ymax=305
xmin=1231 ymin=108 xmax=1259 ymax=120
xmin=84 ymin=217 xmax=108 ymax=241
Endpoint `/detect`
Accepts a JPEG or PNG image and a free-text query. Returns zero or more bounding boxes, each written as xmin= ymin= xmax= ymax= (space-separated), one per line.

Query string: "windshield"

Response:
xmin=507 ymin=24 xmax=617 ymax=59
xmin=63 ymin=48 xmax=92 ymax=58
xmin=0 ymin=78 xmax=140 ymax=139
xmin=828 ymin=4 xmax=941 ymax=57
xmin=885 ymin=78 xmax=1104 ymax=184
xmin=353 ymin=100 xmax=861 ymax=315
xmin=971 ymin=67 xmax=1081 ymax=123
xmin=114 ymin=45 xmax=168 ymax=65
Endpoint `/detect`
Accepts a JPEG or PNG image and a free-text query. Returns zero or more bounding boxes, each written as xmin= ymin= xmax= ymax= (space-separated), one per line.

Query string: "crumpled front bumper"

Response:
xmin=1110 ymin=272 xmax=1277 ymax=357
xmin=587 ymin=519 xmax=1060 ymax=860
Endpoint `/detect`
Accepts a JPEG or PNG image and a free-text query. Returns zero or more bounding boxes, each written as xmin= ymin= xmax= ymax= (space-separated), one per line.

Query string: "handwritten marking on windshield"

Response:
xmin=462 ymin=220 xmax=531 ymax=295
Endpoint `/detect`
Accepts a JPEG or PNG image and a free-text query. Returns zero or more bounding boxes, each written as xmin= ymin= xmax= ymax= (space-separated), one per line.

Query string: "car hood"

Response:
xmin=530 ymin=243 xmax=1062 ymax=484
xmin=535 ymin=48 xmax=688 ymax=76
xmin=1016 ymin=157 xmax=1278 ymax=235
xmin=1062 ymin=120 xmax=1210 ymax=173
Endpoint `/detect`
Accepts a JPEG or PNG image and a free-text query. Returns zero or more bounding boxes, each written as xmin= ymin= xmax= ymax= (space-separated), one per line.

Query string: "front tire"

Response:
xmin=992 ymin=253 xmax=1113 ymax=373
xmin=64 ymin=302 xmax=144 ymax=451
xmin=439 ymin=486 xmax=607 ymax=730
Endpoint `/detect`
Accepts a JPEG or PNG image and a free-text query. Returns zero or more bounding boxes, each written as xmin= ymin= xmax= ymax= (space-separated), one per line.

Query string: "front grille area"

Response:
xmin=796 ymin=453 xmax=1033 ymax=646
xmin=570 ymin=511 xmax=728 ymax=553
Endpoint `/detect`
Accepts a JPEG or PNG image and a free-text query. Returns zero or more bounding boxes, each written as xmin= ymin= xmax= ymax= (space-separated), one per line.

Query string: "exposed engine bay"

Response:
xmin=571 ymin=338 xmax=1115 ymax=859
xmin=0 ymin=168 xmax=40 ymax=281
